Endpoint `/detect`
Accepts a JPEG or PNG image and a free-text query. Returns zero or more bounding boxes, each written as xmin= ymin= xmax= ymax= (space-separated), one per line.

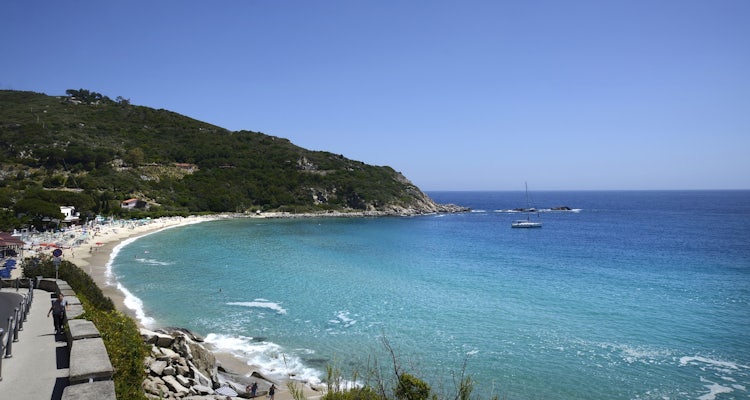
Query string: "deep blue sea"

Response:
xmin=110 ymin=191 xmax=750 ymax=400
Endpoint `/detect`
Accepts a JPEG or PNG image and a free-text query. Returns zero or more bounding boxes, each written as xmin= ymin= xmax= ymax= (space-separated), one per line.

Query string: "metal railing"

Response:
xmin=0 ymin=279 xmax=35 ymax=381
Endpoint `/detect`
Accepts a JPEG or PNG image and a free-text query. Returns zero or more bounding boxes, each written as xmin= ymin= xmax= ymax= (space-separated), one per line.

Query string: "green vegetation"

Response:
xmin=23 ymin=256 xmax=149 ymax=400
xmin=1 ymin=89 xmax=437 ymax=231
xmin=317 ymin=338 xmax=497 ymax=400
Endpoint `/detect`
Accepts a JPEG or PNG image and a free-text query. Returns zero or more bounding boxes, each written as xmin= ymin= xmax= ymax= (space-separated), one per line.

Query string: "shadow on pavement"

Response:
xmin=52 ymin=377 xmax=69 ymax=400
xmin=53 ymin=332 xmax=70 ymax=400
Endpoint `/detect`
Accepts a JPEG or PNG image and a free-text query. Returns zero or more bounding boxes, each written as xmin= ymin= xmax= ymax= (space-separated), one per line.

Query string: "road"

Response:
xmin=0 ymin=291 xmax=24 ymax=336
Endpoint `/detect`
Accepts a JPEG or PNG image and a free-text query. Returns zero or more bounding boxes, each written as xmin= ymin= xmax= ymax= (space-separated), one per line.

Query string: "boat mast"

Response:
xmin=525 ymin=181 xmax=530 ymax=210
xmin=525 ymin=181 xmax=540 ymax=221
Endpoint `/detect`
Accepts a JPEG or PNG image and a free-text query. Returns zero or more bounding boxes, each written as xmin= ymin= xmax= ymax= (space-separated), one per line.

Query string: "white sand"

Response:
xmin=17 ymin=214 xmax=322 ymax=400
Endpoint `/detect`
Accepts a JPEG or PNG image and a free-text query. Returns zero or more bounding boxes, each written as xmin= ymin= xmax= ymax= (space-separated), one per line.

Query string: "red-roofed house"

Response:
xmin=121 ymin=198 xmax=139 ymax=210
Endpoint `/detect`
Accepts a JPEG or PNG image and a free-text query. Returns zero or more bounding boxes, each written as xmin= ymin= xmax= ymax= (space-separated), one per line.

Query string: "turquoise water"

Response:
xmin=111 ymin=191 xmax=750 ymax=399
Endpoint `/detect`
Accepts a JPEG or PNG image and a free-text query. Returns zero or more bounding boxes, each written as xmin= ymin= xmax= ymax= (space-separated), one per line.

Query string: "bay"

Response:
xmin=111 ymin=190 xmax=750 ymax=399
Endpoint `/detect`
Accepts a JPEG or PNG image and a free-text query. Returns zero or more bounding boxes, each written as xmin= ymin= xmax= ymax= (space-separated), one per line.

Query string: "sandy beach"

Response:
xmin=15 ymin=214 xmax=322 ymax=400
xmin=16 ymin=216 xmax=218 ymax=319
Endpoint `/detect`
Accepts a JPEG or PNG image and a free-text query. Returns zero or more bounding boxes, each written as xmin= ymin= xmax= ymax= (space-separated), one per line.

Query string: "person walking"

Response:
xmin=47 ymin=292 xmax=68 ymax=334
xmin=268 ymin=384 xmax=276 ymax=400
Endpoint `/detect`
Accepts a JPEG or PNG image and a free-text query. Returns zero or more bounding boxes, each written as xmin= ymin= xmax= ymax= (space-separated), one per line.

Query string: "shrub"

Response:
xmin=396 ymin=373 xmax=433 ymax=400
xmin=23 ymin=256 xmax=148 ymax=400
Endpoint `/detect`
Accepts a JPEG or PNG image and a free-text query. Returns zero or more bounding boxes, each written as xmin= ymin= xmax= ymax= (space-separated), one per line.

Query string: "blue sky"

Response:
xmin=3 ymin=1 xmax=748 ymax=190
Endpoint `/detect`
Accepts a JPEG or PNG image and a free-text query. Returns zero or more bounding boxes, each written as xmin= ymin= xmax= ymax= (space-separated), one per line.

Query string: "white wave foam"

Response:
xmin=134 ymin=257 xmax=173 ymax=266
xmin=619 ymin=345 xmax=672 ymax=364
xmin=698 ymin=378 xmax=734 ymax=400
xmin=105 ymin=236 xmax=140 ymax=285
xmin=328 ymin=311 xmax=357 ymax=328
xmin=680 ymin=356 xmax=748 ymax=371
xmin=117 ymin=282 xmax=156 ymax=327
xmin=106 ymin=219 xmax=216 ymax=328
xmin=204 ymin=333 xmax=323 ymax=385
xmin=227 ymin=300 xmax=287 ymax=314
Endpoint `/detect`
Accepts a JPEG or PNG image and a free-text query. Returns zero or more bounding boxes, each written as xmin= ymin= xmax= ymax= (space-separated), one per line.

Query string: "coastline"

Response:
xmin=19 ymin=214 xmax=323 ymax=400
xmin=51 ymin=216 xmax=221 ymax=321
xmin=10 ymin=207 xmax=468 ymax=399
xmin=46 ymin=209 xmax=461 ymax=319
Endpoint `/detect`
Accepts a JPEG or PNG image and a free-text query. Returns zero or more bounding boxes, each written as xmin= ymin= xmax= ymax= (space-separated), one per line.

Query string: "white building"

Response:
xmin=60 ymin=206 xmax=80 ymax=224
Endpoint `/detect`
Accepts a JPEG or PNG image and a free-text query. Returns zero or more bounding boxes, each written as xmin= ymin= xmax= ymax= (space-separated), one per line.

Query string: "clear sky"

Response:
xmin=3 ymin=1 xmax=749 ymax=191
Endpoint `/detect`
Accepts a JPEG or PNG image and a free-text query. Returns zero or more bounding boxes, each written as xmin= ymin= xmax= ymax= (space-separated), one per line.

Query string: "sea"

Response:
xmin=108 ymin=190 xmax=750 ymax=400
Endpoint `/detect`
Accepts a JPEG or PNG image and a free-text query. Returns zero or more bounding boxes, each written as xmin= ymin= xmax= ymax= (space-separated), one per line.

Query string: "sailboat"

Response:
xmin=511 ymin=182 xmax=543 ymax=228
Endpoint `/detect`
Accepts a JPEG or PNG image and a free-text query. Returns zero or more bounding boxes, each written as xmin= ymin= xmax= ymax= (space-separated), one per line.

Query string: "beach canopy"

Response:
xmin=214 ymin=386 xmax=238 ymax=397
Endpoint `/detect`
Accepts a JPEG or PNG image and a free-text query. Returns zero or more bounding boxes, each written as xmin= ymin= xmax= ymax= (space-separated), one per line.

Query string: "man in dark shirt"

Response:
xmin=47 ymin=293 xmax=69 ymax=334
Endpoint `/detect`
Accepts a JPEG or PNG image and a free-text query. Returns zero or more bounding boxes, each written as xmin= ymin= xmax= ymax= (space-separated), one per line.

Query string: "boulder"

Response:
xmin=142 ymin=378 xmax=164 ymax=396
xmin=158 ymin=346 xmax=180 ymax=361
xmin=187 ymin=340 xmax=218 ymax=382
xmin=140 ymin=328 xmax=159 ymax=344
xmin=176 ymin=373 xmax=191 ymax=388
xmin=163 ymin=364 xmax=176 ymax=376
xmin=190 ymin=362 xmax=214 ymax=387
xmin=162 ymin=375 xmax=190 ymax=396
xmin=149 ymin=360 xmax=168 ymax=375
xmin=191 ymin=384 xmax=214 ymax=395
xmin=155 ymin=332 xmax=175 ymax=348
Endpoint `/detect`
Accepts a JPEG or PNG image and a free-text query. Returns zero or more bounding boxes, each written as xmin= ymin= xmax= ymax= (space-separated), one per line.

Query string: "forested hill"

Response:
xmin=0 ymin=90 xmax=464 ymax=229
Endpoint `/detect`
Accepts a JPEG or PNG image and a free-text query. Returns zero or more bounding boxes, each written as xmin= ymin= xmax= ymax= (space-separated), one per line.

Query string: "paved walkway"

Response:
xmin=0 ymin=287 xmax=68 ymax=399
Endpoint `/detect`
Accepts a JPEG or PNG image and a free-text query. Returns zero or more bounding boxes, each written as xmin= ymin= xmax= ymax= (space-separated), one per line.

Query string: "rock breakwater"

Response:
xmin=141 ymin=328 xmax=291 ymax=400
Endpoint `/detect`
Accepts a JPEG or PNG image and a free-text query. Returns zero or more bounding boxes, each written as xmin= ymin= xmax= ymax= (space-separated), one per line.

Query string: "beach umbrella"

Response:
xmin=215 ymin=386 xmax=238 ymax=397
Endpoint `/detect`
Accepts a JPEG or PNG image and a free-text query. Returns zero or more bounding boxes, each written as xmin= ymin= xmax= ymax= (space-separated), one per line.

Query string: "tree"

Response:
xmin=0 ymin=209 xmax=21 ymax=231
xmin=65 ymin=88 xmax=110 ymax=104
xmin=13 ymin=198 xmax=64 ymax=230
xmin=124 ymin=147 xmax=145 ymax=167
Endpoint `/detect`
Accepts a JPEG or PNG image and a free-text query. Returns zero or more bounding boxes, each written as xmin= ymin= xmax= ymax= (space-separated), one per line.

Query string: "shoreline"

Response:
xmin=19 ymin=213 xmax=323 ymax=400
xmin=52 ymin=216 xmax=222 ymax=321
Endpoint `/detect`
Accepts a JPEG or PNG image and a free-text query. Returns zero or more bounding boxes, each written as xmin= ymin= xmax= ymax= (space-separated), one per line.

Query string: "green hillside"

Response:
xmin=0 ymin=90 xmax=462 ymax=230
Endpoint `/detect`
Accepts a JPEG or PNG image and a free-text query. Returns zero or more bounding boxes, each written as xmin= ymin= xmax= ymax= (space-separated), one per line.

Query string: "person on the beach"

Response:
xmin=47 ymin=293 xmax=68 ymax=334
xmin=268 ymin=384 xmax=276 ymax=400
xmin=245 ymin=381 xmax=258 ymax=398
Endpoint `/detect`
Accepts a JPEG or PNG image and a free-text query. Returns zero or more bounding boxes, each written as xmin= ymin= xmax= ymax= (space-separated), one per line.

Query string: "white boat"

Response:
xmin=511 ymin=218 xmax=543 ymax=228
xmin=511 ymin=182 xmax=543 ymax=228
